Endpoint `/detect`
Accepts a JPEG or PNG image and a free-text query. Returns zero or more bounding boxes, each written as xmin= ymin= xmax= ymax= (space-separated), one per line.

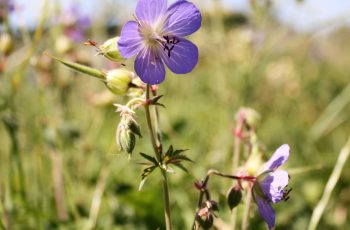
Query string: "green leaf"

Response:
xmin=139 ymin=166 xmax=157 ymax=191
xmin=165 ymin=145 xmax=174 ymax=157
xmin=139 ymin=152 xmax=158 ymax=165
xmin=173 ymin=149 xmax=189 ymax=156
xmin=172 ymin=162 xmax=189 ymax=173
xmin=45 ymin=52 xmax=106 ymax=80
xmin=171 ymin=155 xmax=194 ymax=163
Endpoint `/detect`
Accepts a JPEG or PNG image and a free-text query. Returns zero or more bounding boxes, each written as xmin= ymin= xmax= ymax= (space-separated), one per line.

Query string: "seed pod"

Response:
xmin=226 ymin=185 xmax=242 ymax=210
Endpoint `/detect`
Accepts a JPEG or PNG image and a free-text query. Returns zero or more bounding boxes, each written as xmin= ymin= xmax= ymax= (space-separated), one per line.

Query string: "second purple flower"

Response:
xmin=118 ymin=0 xmax=202 ymax=84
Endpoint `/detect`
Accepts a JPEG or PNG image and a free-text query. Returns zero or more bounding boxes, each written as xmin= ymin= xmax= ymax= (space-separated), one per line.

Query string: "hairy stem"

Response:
xmin=144 ymin=84 xmax=172 ymax=230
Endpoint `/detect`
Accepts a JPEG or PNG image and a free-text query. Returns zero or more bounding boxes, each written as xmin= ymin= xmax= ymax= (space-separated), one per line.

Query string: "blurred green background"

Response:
xmin=1 ymin=0 xmax=350 ymax=229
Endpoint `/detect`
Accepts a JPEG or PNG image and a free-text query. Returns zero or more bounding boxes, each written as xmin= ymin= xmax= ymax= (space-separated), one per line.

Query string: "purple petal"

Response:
xmin=256 ymin=196 xmax=275 ymax=230
xmin=136 ymin=0 xmax=167 ymax=24
xmin=135 ymin=48 xmax=165 ymax=84
xmin=160 ymin=38 xmax=198 ymax=74
xmin=164 ymin=0 xmax=202 ymax=37
xmin=118 ymin=21 xmax=143 ymax=58
xmin=260 ymin=170 xmax=289 ymax=203
xmin=262 ymin=144 xmax=290 ymax=172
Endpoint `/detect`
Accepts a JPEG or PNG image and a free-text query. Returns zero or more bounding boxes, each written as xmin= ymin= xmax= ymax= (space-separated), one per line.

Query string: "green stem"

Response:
xmin=144 ymin=85 xmax=172 ymax=230
xmin=307 ymin=137 xmax=350 ymax=230
xmin=231 ymin=134 xmax=241 ymax=229
xmin=241 ymin=185 xmax=252 ymax=230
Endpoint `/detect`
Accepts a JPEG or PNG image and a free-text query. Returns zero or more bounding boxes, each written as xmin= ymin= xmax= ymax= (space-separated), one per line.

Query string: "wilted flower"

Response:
xmin=253 ymin=144 xmax=291 ymax=230
xmin=118 ymin=0 xmax=201 ymax=84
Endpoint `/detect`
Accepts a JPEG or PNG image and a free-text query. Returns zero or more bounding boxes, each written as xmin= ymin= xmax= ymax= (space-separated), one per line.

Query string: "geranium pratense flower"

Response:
xmin=253 ymin=144 xmax=291 ymax=230
xmin=118 ymin=0 xmax=201 ymax=84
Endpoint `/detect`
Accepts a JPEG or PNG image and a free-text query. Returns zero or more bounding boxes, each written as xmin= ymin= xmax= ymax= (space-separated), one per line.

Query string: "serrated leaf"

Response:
xmin=139 ymin=152 xmax=158 ymax=165
xmin=45 ymin=52 xmax=106 ymax=80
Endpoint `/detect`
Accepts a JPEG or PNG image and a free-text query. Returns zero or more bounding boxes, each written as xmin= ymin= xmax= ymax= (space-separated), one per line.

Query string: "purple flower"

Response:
xmin=61 ymin=5 xmax=91 ymax=42
xmin=118 ymin=0 xmax=201 ymax=84
xmin=253 ymin=144 xmax=291 ymax=230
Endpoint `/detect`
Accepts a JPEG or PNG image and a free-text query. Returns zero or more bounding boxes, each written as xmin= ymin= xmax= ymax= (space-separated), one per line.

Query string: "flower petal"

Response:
xmin=160 ymin=38 xmax=198 ymax=74
xmin=262 ymin=144 xmax=290 ymax=172
xmin=135 ymin=48 xmax=165 ymax=84
xmin=164 ymin=0 xmax=202 ymax=37
xmin=260 ymin=170 xmax=289 ymax=203
xmin=256 ymin=196 xmax=275 ymax=230
xmin=136 ymin=0 xmax=167 ymax=24
xmin=118 ymin=21 xmax=143 ymax=58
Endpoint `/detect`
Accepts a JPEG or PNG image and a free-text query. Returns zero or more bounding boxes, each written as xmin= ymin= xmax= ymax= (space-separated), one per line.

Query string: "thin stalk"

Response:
xmin=144 ymin=85 xmax=172 ymax=230
xmin=231 ymin=136 xmax=241 ymax=229
xmin=50 ymin=149 xmax=68 ymax=221
xmin=241 ymin=185 xmax=253 ymax=230
xmin=307 ymin=137 xmax=350 ymax=230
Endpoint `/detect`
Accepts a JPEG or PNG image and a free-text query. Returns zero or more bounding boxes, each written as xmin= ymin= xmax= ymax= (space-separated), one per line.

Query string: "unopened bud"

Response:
xmin=55 ymin=35 xmax=73 ymax=54
xmin=106 ymin=69 xmax=133 ymax=95
xmin=99 ymin=37 xmax=124 ymax=62
xmin=226 ymin=185 xmax=242 ymax=210
xmin=0 ymin=33 xmax=13 ymax=56
xmin=116 ymin=123 xmax=136 ymax=154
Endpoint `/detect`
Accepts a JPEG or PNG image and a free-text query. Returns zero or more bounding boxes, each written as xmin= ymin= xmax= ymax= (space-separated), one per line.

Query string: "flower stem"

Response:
xmin=144 ymin=84 xmax=172 ymax=230
xmin=241 ymin=185 xmax=253 ymax=230
xmin=231 ymin=135 xmax=241 ymax=230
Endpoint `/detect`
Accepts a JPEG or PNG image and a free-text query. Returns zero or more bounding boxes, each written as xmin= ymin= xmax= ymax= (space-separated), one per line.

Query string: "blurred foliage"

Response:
xmin=1 ymin=0 xmax=350 ymax=229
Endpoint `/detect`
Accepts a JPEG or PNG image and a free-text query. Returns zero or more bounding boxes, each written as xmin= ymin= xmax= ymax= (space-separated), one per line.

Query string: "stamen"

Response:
xmin=162 ymin=35 xmax=180 ymax=58
xmin=282 ymin=188 xmax=292 ymax=201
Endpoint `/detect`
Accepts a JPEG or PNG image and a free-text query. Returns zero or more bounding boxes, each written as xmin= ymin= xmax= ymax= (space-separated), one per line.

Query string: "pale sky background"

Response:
xmin=6 ymin=0 xmax=350 ymax=33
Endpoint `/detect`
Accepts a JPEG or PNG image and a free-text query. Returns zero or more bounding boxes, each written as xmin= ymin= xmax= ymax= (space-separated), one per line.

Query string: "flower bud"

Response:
xmin=226 ymin=185 xmax=242 ymax=210
xmin=54 ymin=35 xmax=73 ymax=54
xmin=116 ymin=123 xmax=135 ymax=154
xmin=0 ymin=33 xmax=13 ymax=56
xmin=99 ymin=37 xmax=124 ymax=62
xmin=106 ymin=69 xmax=133 ymax=95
